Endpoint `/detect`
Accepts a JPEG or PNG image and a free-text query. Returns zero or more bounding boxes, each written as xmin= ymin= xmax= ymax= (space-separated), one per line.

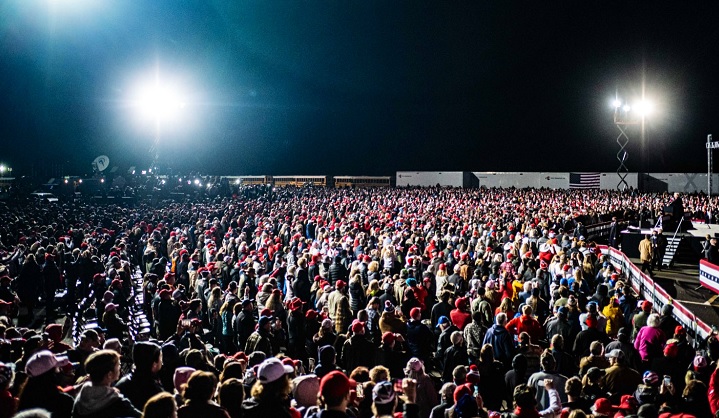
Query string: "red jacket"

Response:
xmin=710 ymin=368 xmax=719 ymax=415
xmin=506 ymin=314 xmax=545 ymax=342
xmin=450 ymin=309 xmax=471 ymax=331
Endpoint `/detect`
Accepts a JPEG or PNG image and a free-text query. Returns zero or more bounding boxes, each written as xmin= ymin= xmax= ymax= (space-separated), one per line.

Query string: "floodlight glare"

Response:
xmin=612 ymin=99 xmax=622 ymax=108
xmin=623 ymin=105 xmax=631 ymax=112
xmin=135 ymin=82 xmax=186 ymax=121
xmin=194 ymin=179 xmax=200 ymax=185
xmin=635 ymin=100 xmax=653 ymax=116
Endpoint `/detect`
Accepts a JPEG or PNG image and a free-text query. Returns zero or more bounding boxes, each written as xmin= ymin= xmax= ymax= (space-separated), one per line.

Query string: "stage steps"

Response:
xmin=662 ymin=237 xmax=681 ymax=267
xmin=662 ymin=237 xmax=697 ymax=268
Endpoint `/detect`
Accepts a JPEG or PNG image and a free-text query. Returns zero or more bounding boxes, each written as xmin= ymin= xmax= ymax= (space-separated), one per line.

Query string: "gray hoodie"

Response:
xmin=72 ymin=382 xmax=141 ymax=418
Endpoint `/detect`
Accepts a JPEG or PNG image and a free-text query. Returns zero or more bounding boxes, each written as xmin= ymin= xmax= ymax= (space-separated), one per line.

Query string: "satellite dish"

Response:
xmin=92 ymin=155 xmax=110 ymax=172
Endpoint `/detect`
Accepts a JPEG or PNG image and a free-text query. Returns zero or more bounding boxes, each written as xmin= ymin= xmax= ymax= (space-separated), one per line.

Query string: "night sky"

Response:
xmin=3 ymin=1 xmax=719 ymax=177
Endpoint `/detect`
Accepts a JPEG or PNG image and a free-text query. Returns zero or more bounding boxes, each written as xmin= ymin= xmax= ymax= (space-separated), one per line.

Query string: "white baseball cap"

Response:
xmin=257 ymin=357 xmax=294 ymax=384
xmin=26 ymin=350 xmax=71 ymax=377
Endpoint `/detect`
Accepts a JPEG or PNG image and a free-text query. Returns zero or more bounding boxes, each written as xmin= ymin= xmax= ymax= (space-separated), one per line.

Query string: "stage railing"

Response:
xmin=604 ymin=246 xmax=712 ymax=345
xmin=585 ymin=220 xmax=627 ymax=242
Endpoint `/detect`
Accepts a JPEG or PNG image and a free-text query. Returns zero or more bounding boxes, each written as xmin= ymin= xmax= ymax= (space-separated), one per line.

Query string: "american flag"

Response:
xmin=569 ymin=172 xmax=601 ymax=189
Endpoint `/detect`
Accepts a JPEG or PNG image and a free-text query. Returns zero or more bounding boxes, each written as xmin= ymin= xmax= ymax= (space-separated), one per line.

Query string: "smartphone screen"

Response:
xmin=394 ymin=379 xmax=403 ymax=394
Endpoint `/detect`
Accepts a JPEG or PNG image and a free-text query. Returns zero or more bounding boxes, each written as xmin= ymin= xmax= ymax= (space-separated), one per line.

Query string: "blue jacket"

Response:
xmin=482 ymin=324 xmax=516 ymax=368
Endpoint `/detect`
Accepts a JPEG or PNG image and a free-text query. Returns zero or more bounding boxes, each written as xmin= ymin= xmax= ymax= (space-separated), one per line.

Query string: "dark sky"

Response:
xmin=2 ymin=1 xmax=719 ymax=177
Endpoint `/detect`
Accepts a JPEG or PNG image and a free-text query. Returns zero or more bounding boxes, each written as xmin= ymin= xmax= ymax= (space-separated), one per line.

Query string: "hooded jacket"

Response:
xmin=483 ymin=324 xmax=516 ymax=368
xmin=71 ymin=382 xmax=141 ymax=418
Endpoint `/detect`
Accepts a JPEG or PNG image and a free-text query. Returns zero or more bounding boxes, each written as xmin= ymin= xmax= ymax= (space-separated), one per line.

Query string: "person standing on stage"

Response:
xmin=652 ymin=229 xmax=667 ymax=271
xmin=608 ymin=217 xmax=619 ymax=249
xmin=639 ymin=235 xmax=654 ymax=278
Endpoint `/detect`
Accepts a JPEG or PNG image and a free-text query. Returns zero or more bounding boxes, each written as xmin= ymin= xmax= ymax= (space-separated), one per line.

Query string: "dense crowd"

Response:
xmin=0 ymin=186 xmax=717 ymax=418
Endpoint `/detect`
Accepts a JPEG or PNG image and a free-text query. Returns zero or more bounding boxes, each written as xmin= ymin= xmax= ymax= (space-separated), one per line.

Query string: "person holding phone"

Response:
xmin=370 ymin=379 xmax=419 ymax=418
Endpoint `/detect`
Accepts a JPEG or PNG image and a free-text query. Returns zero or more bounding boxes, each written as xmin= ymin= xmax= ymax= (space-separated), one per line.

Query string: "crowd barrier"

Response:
xmin=700 ymin=259 xmax=719 ymax=295
xmin=604 ymin=246 xmax=713 ymax=345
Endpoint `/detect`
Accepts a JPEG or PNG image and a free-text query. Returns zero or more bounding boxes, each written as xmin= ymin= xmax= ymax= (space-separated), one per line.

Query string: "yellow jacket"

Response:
xmin=639 ymin=238 xmax=653 ymax=262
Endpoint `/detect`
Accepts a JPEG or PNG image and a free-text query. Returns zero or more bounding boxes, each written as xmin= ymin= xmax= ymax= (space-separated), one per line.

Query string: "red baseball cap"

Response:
xmin=320 ymin=370 xmax=356 ymax=399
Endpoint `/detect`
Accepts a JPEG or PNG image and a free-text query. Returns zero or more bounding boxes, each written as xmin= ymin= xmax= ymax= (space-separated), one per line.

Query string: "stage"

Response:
xmin=616 ymin=224 xmax=719 ymax=339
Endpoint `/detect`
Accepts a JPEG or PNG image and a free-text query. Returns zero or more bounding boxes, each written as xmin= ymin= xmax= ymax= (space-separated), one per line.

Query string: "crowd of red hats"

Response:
xmin=0 ymin=186 xmax=717 ymax=418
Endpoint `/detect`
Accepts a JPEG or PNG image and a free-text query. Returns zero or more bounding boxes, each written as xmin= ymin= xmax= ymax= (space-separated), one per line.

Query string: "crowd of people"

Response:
xmin=0 ymin=185 xmax=717 ymax=418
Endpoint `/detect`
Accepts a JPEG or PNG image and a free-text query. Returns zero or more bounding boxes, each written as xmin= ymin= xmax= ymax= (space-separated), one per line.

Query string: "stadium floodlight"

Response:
xmin=612 ymin=99 xmax=622 ymax=108
xmin=622 ymin=105 xmax=631 ymax=112
xmin=136 ymin=83 xmax=186 ymax=121
xmin=635 ymin=100 xmax=653 ymax=116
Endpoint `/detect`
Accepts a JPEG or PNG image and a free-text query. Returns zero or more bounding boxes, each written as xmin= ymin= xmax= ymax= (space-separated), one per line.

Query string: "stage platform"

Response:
xmin=623 ymin=222 xmax=719 ymax=238
xmin=614 ymin=224 xmax=719 ymax=336
xmin=622 ymin=256 xmax=719 ymax=337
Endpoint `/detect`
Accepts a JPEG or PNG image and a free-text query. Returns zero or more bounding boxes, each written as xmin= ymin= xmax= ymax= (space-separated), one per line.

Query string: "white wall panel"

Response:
xmin=395 ymin=172 xmax=464 ymax=187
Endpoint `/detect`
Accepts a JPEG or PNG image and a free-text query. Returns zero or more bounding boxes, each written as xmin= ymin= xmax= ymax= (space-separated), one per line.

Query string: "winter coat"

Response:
xmin=348 ymin=280 xmax=365 ymax=312
xmin=709 ymin=368 xmax=719 ymax=415
xmin=406 ymin=319 xmax=434 ymax=362
xmin=287 ymin=309 xmax=307 ymax=347
xmin=157 ymin=299 xmax=182 ymax=340
xmin=292 ymin=269 xmax=311 ymax=302
xmin=341 ymin=334 xmax=375 ymax=371
xmin=442 ymin=344 xmax=469 ymax=382
xmin=235 ymin=310 xmax=256 ymax=348
xmin=115 ymin=372 xmax=164 ymax=412
xmin=545 ymin=316 xmax=572 ymax=343
xmin=483 ymin=324 xmax=516 ymax=368
xmin=413 ymin=373 xmax=439 ymax=418
xmin=328 ymin=291 xmax=352 ymax=334
xmin=245 ymin=329 xmax=273 ymax=358
xmin=16 ymin=261 xmax=42 ymax=302
xmin=478 ymin=359 xmax=507 ymax=412
xmin=601 ymin=301 xmax=625 ymax=337
xmin=379 ymin=311 xmax=407 ymax=335
xmin=328 ymin=262 xmax=348 ymax=284
xmin=464 ymin=322 xmax=486 ymax=359
xmin=71 ymin=382 xmax=141 ymax=418
xmin=431 ymin=301 xmax=453 ymax=328
xmin=437 ymin=325 xmax=459 ymax=360
xmin=634 ymin=326 xmax=667 ymax=361
xmin=572 ymin=328 xmax=610 ymax=359
xmin=376 ymin=345 xmax=409 ymax=380
xmin=506 ymin=314 xmax=544 ymax=343
xmin=365 ymin=307 xmax=381 ymax=342
xmin=42 ymin=261 xmax=62 ymax=291
xmin=449 ymin=309 xmax=471 ymax=331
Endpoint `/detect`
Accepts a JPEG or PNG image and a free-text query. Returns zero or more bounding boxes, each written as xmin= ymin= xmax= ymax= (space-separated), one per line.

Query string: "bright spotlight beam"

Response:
xmin=635 ymin=100 xmax=653 ymax=116
xmin=136 ymin=84 xmax=186 ymax=121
